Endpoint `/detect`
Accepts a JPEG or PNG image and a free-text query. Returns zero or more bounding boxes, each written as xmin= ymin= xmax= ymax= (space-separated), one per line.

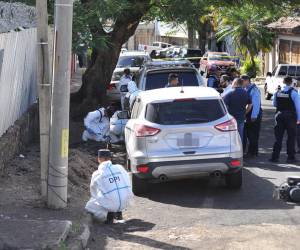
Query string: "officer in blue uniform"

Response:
xmin=270 ymin=76 xmax=300 ymax=163
xmin=207 ymin=65 xmax=219 ymax=89
xmin=242 ymin=75 xmax=262 ymax=158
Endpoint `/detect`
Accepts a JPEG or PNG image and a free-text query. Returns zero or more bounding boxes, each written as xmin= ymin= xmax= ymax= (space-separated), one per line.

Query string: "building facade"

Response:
xmin=264 ymin=17 xmax=300 ymax=74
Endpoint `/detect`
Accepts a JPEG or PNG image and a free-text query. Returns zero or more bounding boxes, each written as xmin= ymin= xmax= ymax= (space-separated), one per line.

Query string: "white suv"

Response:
xmin=265 ymin=64 xmax=300 ymax=100
xmin=125 ymin=87 xmax=243 ymax=194
xmin=107 ymin=51 xmax=151 ymax=103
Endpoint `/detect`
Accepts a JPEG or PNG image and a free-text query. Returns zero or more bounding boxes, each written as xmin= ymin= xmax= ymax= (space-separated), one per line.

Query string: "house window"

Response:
xmin=279 ymin=40 xmax=291 ymax=64
xmin=292 ymin=41 xmax=300 ymax=64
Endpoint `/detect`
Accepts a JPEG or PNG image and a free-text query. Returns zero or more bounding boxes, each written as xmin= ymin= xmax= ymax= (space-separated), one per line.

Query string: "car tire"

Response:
xmin=225 ymin=170 xmax=243 ymax=189
xmin=131 ymin=173 xmax=148 ymax=195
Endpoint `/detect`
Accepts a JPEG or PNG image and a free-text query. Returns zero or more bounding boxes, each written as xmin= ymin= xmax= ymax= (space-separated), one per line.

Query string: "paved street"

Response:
xmin=88 ymin=89 xmax=300 ymax=249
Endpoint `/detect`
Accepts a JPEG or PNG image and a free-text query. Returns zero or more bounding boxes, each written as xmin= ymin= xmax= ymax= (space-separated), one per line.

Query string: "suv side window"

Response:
xmin=288 ymin=66 xmax=296 ymax=76
xmin=278 ymin=66 xmax=287 ymax=76
xmin=296 ymin=66 xmax=300 ymax=77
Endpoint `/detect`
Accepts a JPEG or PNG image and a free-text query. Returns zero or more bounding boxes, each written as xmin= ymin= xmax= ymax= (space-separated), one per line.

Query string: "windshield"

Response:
xmin=145 ymin=71 xmax=199 ymax=90
xmin=117 ymin=56 xmax=146 ymax=68
xmin=145 ymin=99 xmax=226 ymax=125
xmin=208 ymin=54 xmax=231 ymax=61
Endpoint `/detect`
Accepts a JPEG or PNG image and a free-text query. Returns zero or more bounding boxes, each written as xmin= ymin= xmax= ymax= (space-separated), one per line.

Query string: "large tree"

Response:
xmin=71 ymin=0 xmax=152 ymax=116
xmin=69 ymin=0 xmax=299 ymax=115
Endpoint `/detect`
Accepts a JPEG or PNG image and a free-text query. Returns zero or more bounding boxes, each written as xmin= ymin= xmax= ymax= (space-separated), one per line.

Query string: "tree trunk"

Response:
xmin=197 ymin=22 xmax=207 ymax=54
xmin=188 ymin=22 xmax=195 ymax=48
xmin=71 ymin=43 xmax=122 ymax=118
xmin=70 ymin=0 xmax=151 ymax=118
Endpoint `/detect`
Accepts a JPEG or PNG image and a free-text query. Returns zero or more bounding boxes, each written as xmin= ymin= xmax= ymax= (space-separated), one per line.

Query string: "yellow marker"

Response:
xmin=61 ymin=129 xmax=69 ymax=158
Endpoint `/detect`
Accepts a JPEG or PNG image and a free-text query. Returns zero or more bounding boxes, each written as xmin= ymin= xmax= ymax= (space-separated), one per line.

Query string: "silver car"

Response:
xmin=125 ymin=87 xmax=243 ymax=194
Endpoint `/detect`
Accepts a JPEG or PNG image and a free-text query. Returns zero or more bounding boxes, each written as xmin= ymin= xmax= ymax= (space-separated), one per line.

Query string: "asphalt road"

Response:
xmin=88 ymin=89 xmax=300 ymax=250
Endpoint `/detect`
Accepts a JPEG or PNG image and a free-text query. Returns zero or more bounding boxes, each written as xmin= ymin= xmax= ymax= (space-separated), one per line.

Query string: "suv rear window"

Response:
xmin=145 ymin=99 xmax=226 ymax=125
xmin=145 ymin=71 xmax=199 ymax=90
xmin=117 ymin=56 xmax=146 ymax=68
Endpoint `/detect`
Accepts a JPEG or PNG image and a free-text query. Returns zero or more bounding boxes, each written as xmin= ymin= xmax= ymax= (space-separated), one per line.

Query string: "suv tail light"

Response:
xmin=107 ymin=82 xmax=116 ymax=90
xmin=215 ymin=119 xmax=237 ymax=132
xmin=230 ymin=160 xmax=241 ymax=167
xmin=137 ymin=165 xmax=150 ymax=173
xmin=134 ymin=125 xmax=161 ymax=137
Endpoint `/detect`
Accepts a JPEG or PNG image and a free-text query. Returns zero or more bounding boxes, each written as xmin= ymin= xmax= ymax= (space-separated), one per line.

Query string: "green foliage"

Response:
xmin=241 ymin=56 xmax=261 ymax=78
xmin=216 ymin=3 xmax=276 ymax=59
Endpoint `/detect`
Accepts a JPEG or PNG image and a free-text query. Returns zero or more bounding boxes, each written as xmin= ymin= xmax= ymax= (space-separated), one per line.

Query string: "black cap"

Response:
xmin=98 ymin=149 xmax=112 ymax=158
xmin=241 ymin=74 xmax=250 ymax=80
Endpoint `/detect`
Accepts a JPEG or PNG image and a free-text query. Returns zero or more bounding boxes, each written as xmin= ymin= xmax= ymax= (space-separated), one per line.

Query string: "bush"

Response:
xmin=241 ymin=57 xmax=261 ymax=78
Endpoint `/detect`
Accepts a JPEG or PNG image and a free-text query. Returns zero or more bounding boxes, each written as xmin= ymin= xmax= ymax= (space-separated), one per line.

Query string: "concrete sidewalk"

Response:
xmin=0 ymin=219 xmax=71 ymax=249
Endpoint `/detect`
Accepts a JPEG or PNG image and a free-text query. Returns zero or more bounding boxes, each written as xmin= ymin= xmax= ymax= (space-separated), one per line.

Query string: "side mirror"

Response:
xmin=200 ymin=71 xmax=205 ymax=76
xmin=266 ymin=72 xmax=272 ymax=77
xmin=120 ymin=85 xmax=128 ymax=93
xmin=117 ymin=111 xmax=130 ymax=120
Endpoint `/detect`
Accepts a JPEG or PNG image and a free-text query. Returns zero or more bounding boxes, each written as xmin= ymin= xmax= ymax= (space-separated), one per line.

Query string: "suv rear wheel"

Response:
xmin=225 ymin=170 xmax=242 ymax=189
xmin=131 ymin=174 xmax=148 ymax=195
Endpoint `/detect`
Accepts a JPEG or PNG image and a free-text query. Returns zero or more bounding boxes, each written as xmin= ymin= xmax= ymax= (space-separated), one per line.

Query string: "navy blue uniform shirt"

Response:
xmin=224 ymin=87 xmax=251 ymax=121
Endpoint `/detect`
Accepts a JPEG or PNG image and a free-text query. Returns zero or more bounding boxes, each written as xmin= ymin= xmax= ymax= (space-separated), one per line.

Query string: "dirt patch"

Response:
xmin=0 ymin=118 xmax=126 ymax=221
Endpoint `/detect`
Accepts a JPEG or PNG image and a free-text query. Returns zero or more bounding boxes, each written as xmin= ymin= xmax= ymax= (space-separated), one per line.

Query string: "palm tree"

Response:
xmin=216 ymin=4 xmax=275 ymax=76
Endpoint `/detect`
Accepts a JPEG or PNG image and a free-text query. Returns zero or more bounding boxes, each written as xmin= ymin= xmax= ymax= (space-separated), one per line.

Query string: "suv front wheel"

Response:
xmin=225 ymin=169 xmax=242 ymax=189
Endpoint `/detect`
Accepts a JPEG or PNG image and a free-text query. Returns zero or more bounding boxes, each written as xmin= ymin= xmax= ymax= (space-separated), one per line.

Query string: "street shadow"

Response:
xmin=141 ymin=169 xmax=295 ymax=210
xmin=89 ymin=219 xmax=190 ymax=250
xmin=246 ymin=157 xmax=300 ymax=172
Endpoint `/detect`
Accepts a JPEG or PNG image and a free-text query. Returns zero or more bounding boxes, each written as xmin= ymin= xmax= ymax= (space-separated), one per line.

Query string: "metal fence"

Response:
xmin=0 ymin=28 xmax=37 ymax=137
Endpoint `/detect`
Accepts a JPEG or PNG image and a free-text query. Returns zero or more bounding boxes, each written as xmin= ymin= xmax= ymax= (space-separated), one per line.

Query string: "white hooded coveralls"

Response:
xmin=82 ymin=108 xmax=110 ymax=142
xmin=125 ymin=81 xmax=141 ymax=110
xmin=85 ymin=161 xmax=133 ymax=220
xmin=119 ymin=75 xmax=132 ymax=110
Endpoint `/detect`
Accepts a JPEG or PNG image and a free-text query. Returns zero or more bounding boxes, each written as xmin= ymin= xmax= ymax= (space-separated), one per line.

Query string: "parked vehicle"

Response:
xmin=200 ymin=52 xmax=235 ymax=75
xmin=181 ymin=48 xmax=203 ymax=68
xmin=108 ymin=51 xmax=151 ymax=103
xmin=138 ymin=41 xmax=173 ymax=54
xmin=264 ymin=64 xmax=300 ymax=100
xmin=136 ymin=60 xmax=205 ymax=91
xmin=125 ymin=87 xmax=243 ymax=194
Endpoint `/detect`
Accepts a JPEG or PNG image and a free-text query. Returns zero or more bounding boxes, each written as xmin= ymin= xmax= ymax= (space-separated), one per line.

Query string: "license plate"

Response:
xmin=177 ymin=133 xmax=199 ymax=147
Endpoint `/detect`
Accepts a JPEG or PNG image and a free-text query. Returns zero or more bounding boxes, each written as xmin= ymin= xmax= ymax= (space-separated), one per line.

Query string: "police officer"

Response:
xmin=270 ymin=76 xmax=300 ymax=163
xmin=242 ymin=75 xmax=262 ymax=158
xmin=165 ymin=73 xmax=179 ymax=88
xmin=207 ymin=65 xmax=219 ymax=89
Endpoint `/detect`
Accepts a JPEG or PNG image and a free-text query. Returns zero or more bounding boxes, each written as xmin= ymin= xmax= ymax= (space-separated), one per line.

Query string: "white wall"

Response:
xmin=0 ymin=28 xmax=37 ymax=137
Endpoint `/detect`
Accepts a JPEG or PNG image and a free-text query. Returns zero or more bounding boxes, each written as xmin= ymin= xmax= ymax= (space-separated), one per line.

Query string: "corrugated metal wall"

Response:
xmin=0 ymin=28 xmax=37 ymax=137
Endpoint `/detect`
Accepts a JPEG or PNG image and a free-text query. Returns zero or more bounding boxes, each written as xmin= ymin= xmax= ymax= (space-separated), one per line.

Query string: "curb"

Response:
xmin=69 ymin=214 xmax=92 ymax=250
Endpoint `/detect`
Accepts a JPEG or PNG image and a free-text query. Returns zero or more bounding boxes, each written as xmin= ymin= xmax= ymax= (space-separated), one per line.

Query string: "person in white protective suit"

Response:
xmin=119 ymin=68 xmax=132 ymax=110
xmin=82 ymin=107 xmax=110 ymax=142
xmin=110 ymin=111 xmax=129 ymax=143
xmin=85 ymin=149 xmax=133 ymax=224
xmin=124 ymin=81 xmax=141 ymax=111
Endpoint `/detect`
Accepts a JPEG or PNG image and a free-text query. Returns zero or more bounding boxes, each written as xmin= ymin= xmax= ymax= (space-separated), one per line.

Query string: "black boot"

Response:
xmin=105 ymin=212 xmax=115 ymax=224
xmin=114 ymin=212 xmax=123 ymax=220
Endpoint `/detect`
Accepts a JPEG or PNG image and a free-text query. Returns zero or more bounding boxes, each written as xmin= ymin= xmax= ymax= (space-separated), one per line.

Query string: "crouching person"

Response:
xmin=85 ymin=149 xmax=133 ymax=224
xmin=82 ymin=107 xmax=115 ymax=142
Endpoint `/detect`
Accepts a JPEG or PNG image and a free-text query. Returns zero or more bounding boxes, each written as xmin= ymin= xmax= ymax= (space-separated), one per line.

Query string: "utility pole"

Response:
xmin=48 ymin=0 xmax=74 ymax=209
xmin=36 ymin=0 xmax=51 ymax=199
